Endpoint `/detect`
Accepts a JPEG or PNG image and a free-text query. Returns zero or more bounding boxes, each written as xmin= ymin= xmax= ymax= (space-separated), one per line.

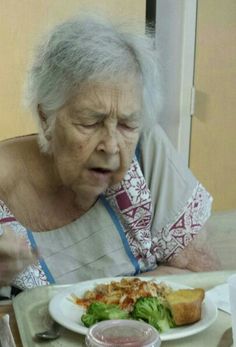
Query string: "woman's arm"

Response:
xmin=142 ymin=227 xmax=221 ymax=276
xmin=166 ymin=227 xmax=221 ymax=272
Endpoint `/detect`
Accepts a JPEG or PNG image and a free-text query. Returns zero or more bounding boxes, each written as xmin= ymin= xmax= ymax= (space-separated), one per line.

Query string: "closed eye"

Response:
xmin=72 ymin=122 xmax=99 ymax=129
xmin=118 ymin=122 xmax=139 ymax=131
xmin=81 ymin=123 xmax=98 ymax=128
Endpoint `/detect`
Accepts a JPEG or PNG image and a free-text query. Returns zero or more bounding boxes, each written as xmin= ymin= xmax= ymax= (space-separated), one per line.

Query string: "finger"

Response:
xmin=18 ymin=244 xmax=40 ymax=264
xmin=0 ymin=227 xmax=28 ymax=257
xmin=1 ymin=235 xmax=38 ymax=266
xmin=0 ymin=261 xmax=20 ymax=285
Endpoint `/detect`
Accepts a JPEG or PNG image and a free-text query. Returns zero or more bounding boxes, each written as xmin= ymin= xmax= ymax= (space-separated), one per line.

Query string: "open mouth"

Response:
xmin=88 ymin=168 xmax=113 ymax=184
xmin=89 ymin=168 xmax=112 ymax=174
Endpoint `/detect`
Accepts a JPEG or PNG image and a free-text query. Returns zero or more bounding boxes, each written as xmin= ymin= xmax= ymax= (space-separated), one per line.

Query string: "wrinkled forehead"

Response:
xmin=70 ymin=79 xmax=143 ymax=117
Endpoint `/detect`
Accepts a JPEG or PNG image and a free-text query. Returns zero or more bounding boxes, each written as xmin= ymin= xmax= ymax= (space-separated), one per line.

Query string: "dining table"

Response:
xmin=0 ymin=270 xmax=234 ymax=347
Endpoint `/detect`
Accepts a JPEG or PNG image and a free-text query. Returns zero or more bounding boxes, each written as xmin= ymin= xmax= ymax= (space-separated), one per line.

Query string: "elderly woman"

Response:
xmin=0 ymin=16 xmax=219 ymax=295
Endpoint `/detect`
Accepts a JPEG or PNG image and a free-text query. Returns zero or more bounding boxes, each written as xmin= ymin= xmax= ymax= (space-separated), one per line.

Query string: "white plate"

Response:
xmin=49 ymin=276 xmax=218 ymax=341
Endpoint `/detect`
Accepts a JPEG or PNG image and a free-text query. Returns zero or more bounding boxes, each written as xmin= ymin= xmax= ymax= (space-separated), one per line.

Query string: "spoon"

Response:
xmin=35 ymin=321 xmax=61 ymax=341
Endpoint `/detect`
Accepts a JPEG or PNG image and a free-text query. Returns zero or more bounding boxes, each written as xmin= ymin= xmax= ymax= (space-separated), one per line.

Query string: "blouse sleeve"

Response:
xmin=140 ymin=124 xmax=213 ymax=262
xmin=0 ymin=200 xmax=16 ymax=223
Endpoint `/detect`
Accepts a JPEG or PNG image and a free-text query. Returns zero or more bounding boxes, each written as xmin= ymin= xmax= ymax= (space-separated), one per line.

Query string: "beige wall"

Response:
xmin=0 ymin=0 xmax=145 ymax=141
xmin=190 ymin=0 xmax=236 ymax=211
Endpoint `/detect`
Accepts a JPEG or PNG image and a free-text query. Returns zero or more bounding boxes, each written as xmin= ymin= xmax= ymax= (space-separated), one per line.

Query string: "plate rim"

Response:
xmin=49 ymin=276 xmax=218 ymax=341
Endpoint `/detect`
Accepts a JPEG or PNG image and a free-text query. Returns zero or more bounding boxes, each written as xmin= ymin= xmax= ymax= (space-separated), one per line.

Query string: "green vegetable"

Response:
xmin=131 ymin=297 xmax=176 ymax=333
xmin=81 ymin=302 xmax=130 ymax=327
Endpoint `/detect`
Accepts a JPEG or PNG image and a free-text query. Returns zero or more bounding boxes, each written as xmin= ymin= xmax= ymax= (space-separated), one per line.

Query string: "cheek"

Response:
xmin=120 ymin=137 xmax=139 ymax=167
xmin=54 ymin=125 xmax=91 ymax=158
xmin=124 ymin=145 xmax=134 ymax=161
xmin=69 ymin=139 xmax=87 ymax=154
xmin=125 ymin=133 xmax=139 ymax=154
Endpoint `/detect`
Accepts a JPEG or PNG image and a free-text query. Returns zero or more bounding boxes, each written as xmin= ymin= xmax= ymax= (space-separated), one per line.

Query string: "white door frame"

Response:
xmin=155 ymin=0 xmax=197 ymax=165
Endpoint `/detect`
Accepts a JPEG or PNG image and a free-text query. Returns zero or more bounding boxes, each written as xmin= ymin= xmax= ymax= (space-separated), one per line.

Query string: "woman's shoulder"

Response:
xmin=0 ymin=134 xmax=39 ymax=198
xmin=140 ymin=123 xmax=181 ymax=171
xmin=140 ymin=123 xmax=174 ymax=151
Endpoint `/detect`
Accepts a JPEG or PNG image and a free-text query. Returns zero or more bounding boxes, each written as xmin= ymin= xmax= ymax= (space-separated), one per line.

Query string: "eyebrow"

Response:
xmin=75 ymin=108 xmax=140 ymax=121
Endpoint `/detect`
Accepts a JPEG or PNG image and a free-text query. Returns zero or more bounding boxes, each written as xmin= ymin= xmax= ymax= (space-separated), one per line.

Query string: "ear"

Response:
xmin=38 ymin=104 xmax=50 ymax=130
xmin=37 ymin=105 xmax=51 ymax=141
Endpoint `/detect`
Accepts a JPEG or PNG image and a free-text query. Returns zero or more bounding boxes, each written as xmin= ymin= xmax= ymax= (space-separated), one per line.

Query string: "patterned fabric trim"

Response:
xmin=151 ymin=183 xmax=213 ymax=262
xmin=0 ymin=200 xmax=16 ymax=220
xmin=27 ymin=230 xmax=55 ymax=284
xmin=13 ymin=263 xmax=49 ymax=289
xmin=105 ymin=156 xmax=156 ymax=272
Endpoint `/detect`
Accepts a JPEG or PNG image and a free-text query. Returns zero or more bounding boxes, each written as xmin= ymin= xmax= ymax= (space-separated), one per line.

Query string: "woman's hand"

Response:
xmin=0 ymin=225 xmax=39 ymax=286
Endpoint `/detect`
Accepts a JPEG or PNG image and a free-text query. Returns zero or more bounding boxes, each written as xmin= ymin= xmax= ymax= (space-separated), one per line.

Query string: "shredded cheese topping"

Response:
xmin=73 ymin=277 xmax=172 ymax=312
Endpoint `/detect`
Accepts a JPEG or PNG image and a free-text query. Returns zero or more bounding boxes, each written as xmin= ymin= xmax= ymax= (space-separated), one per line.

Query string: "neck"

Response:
xmin=74 ymin=191 xmax=98 ymax=213
xmin=44 ymin=154 xmax=98 ymax=213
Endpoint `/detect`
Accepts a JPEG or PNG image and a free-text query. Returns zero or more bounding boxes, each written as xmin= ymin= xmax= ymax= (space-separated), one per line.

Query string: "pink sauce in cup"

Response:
xmin=85 ymin=319 xmax=161 ymax=347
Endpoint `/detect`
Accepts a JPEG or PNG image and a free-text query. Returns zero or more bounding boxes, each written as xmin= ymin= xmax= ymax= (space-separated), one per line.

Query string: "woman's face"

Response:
xmin=50 ymin=80 xmax=142 ymax=204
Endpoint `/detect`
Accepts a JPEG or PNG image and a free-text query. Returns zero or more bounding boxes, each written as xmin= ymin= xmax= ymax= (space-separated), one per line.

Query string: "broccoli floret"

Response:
xmin=81 ymin=302 xmax=130 ymax=327
xmin=81 ymin=312 xmax=98 ymax=328
xmin=131 ymin=297 xmax=175 ymax=333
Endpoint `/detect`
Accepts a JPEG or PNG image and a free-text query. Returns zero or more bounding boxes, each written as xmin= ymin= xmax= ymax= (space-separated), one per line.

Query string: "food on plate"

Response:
xmin=81 ymin=302 xmax=130 ymax=328
xmin=131 ymin=296 xmax=176 ymax=332
xmin=73 ymin=277 xmax=171 ymax=311
xmin=165 ymin=288 xmax=205 ymax=326
xmin=72 ymin=277 xmax=205 ymax=333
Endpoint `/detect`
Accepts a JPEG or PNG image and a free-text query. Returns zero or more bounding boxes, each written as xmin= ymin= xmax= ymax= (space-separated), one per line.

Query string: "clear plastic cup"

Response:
xmin=85 ymin=320 xmax=161 ymax=347
xmin=228 ymin=274 xmax=236 ymax=346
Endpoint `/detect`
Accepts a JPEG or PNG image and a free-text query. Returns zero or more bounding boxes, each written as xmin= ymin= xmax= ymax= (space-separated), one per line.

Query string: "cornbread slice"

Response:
xmin=165 ymin=288 xmax=205 ymax=326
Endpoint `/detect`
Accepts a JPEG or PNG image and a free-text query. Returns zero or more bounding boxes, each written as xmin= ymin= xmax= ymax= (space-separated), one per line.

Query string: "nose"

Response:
xmin=97 ymin=127 xmax=119 ymax=155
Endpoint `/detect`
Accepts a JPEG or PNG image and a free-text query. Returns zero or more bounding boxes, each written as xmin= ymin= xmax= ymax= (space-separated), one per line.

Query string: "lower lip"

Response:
xmin=88 ymin=169 xmax=112 ymax=184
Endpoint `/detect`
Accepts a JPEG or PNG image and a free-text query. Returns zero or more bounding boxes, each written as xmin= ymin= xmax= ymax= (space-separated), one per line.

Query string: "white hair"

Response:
xmin=24 ymin=16 xmax=162 ymax=153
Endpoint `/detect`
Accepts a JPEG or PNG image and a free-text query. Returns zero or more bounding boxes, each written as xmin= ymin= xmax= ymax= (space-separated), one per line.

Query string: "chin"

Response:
xmin=111 ymin=172 xmax=127 ymax=186
xmin=84 ymin=184 xmax=109 ymax=197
